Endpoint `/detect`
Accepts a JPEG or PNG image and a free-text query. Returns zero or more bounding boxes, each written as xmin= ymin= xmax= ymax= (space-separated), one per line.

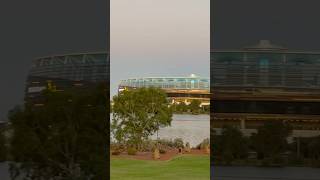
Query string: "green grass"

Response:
xmin=111 ymin=155 xmax=210 ymax=180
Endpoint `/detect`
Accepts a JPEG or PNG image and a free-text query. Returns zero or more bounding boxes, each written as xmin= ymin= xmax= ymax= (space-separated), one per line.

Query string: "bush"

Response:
xmin=173 ymin=138 xmax=184 ymax=148
xmin=141 ymin=139 xmax=157 ymax=152
xmin=159 ymin=149 xmax=166 ymax=154
xmin=127 ymin=147 xmax=137 ymax=155
xmin=156 ymin=139 xmax=174 ymax=148
xmin=112 ymin=151 xmax=121 ymax=156
xmin=186 ymin=142 xmax=190 ymax=148
xmin=110 ymin=142 xmax=125 ymax=155
xmin=197 ymin=138 xmax=210 ymax=150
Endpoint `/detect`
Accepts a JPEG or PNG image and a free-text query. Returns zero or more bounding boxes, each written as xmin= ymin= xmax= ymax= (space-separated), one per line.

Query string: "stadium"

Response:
xmin=25 ymin=52 xmax=109 ymax=105
xmin=211 ymin=40 xmax=320 ymax=137
xmin=118 ymin=74 xmax=210 ymax=106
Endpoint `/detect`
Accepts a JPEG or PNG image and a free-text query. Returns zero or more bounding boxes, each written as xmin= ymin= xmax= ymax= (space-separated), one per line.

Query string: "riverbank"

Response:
xmin=112 ymin=148 xmax=209 ymax=161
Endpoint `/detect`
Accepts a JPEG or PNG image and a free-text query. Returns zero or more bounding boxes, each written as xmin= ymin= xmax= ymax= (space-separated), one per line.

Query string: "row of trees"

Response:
xmin=212 ymin=122 xmax=320 ymax=166
xmin=171 ymin=100 xmax=210 ymax=114
xmin=111 ymin=99 xmax=210 ymax=115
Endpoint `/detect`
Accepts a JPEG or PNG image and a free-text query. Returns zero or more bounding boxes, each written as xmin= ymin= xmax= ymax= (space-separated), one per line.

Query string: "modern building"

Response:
xmin=25 ymin=52 xmax=109 ymax=106
xmin=211 ymin=40 xmax=320 ymax=137
xmin=119 ymin=74 xmax=210 ymax=106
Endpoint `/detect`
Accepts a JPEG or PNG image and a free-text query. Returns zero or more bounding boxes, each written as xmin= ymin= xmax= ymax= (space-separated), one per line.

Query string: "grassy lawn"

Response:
xmin=111 ymin=155 xmax=210 ymax=180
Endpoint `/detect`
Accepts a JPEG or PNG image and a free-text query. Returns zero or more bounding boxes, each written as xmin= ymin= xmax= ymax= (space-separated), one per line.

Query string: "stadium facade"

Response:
xmin=25 ymin=52 xmax=109 ymax=105
xmin=119 ymin=74 xmax=210 ymax=106
xmin=211 ymin=40 xmax=320 ymax=137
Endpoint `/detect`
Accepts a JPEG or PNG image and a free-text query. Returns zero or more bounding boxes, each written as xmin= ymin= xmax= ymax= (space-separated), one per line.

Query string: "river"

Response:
xmin=151 ymin=114 xmax=210 ymax=147
xmin=110 ymin=113 xmax=210 ymax=147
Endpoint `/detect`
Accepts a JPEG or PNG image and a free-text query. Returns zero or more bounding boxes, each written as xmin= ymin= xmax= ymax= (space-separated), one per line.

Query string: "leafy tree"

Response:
xmin=111 ymin=87 xmax=172 ymax=150
xmin=110 ymin=101 xmax=113 ymax=113
xmin=203 ymin=105 xmax=210 ymax=114
xmin=176 ymin=102 xmax=188 ymax=113
xmin=9 ymin=84 xmax=108 ymax=179
xmin=251 ymin=121 xmax=292 ymax=160
xmin=212 ymin=126 xmax=248 ymax=164
xmin=189 ymin=99 xmax=201 ymax=114
xmin=173 ymin=138 xmax=184 ymax=148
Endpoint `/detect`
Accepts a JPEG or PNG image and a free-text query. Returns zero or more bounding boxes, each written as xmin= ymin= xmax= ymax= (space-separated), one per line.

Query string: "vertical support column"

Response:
xmin=240 ymin=119 xmax=246 ymax=129
xmin=282 ymin=54 xmax=286 ymax=86
xmin=244 ymin=53 xmax=248 ymax=85
xmin=297 ymin=137 xmax=301 ymax=159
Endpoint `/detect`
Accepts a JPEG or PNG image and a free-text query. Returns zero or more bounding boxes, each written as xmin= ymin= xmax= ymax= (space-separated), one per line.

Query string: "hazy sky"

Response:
xmin=212 ymin=0 xmax=320 ymax=50
xmin=0 ymin=0 xmax=107 ymax=121
xmin=110 ymin=0 xmax=210 ymax=97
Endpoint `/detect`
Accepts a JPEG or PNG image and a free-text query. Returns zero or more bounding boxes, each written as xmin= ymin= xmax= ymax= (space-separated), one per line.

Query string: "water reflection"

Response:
xmin=151 ymin=114 xmax=210 ymax=147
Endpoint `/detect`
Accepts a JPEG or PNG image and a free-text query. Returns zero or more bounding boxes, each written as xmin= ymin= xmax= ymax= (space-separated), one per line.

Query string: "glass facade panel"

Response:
xmin=212 ymin=51 xmax=320 ymax=89
xmin=29 ymin=53 xmax=108 ymax=82
xmin=214 ymin=100 xmax=320 ymax=115
xmin=211 ymin=52 xmax=244 ymax=86
xmin=119 ymin=76 xmax=209 ymax=90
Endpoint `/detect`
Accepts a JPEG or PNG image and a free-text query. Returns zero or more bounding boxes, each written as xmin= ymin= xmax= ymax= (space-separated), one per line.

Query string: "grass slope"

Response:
xmin=111 ymin=155 xmax=210 ymax=180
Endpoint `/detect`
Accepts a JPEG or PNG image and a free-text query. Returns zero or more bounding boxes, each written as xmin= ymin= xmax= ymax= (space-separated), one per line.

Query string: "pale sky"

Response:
xmin=110 ymin=0 xmax=210 ymax=97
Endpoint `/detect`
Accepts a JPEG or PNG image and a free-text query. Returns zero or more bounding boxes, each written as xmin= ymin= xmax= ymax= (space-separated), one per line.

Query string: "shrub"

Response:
xmin=173 ymin=138 xmax=184 ymax=148
xmin=159 ymin=149 xmax=166 ymax=154
xmin=141 ymin=139 xmax=156 ymax=152
xmin=127 ymin=147 xmax=137 ymax=155
xmin=197 ymin=138 xmax=210 ymax=150
xmin=186 ymin=142 xmax=190 ymax=148
xmin=112 ymin=151 xmax=121 ymax=156
xmin=156 ymin=139 xmax=174 ymax=148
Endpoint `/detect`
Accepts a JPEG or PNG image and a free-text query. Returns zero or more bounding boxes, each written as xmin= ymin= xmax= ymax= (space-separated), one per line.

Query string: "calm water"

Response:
xmin=110 ymin=113 xmax=210 ymax=147
xmin=151 ymin=114 xmax=210 ymax=147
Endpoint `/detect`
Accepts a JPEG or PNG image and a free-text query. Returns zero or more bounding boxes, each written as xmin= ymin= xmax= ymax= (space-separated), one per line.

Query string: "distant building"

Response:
xmin=25 ymin=52 xmax=109 ymax=106
xmin=119 ymin=74 xmax=210 ymax=106
xmin=211 ymin=40 xmax=320 ymax=137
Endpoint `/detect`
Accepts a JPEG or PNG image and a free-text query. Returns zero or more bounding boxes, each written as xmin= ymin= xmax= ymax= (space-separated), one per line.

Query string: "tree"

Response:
xmin=9 ymin=84 xmax=108 ymax=179
xmin=212 ymin=126 xmax=248 ymax=164
xmin=251 ymin=121 xmax=292 ymax=160
xmin=111 ymin=87 xmax=172 ymax=149
xmin=189 ymin=99 xmax=201 ymax=114
xmin=176 ymin=102 xmax=188 ymax=113
xmin=203 ymin=105 xmax=210 ymax=114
